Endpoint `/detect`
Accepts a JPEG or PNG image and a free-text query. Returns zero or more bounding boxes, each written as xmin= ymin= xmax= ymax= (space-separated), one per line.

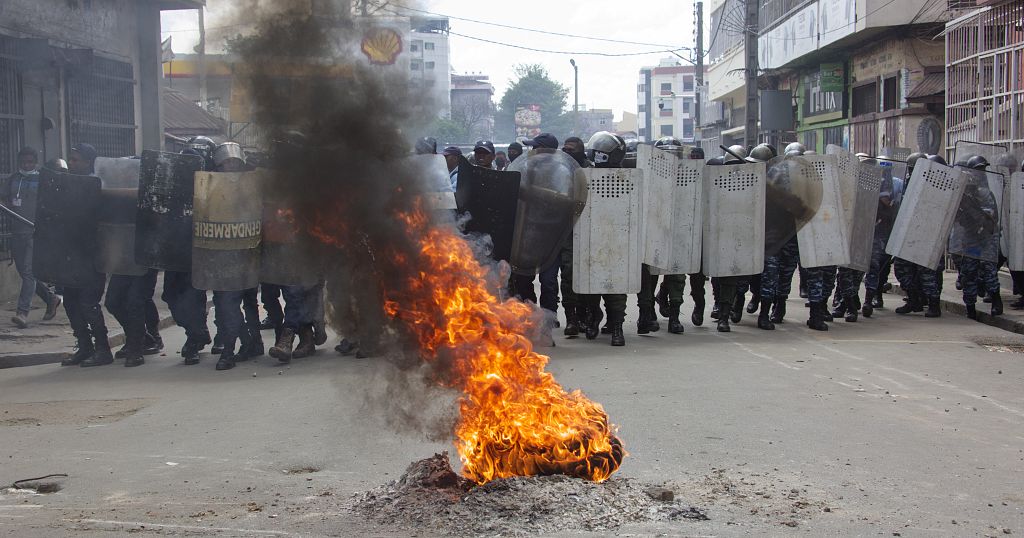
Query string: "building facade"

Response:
xmin=450 ymin=73 xmax=494 ymax=142
xmin=637 ymin=59 xmax=705 ymax=143
xmin=945 ymin=0 xmax=1024 ymax=157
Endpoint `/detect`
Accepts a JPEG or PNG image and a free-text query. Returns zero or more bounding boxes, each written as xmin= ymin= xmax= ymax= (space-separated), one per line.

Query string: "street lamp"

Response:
xmin=569 ymin=58 xmax=579 ymax=136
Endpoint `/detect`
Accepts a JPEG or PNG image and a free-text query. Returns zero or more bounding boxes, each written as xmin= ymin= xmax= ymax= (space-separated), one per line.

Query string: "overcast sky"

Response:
xmin=161 ymin=1 xmax=701 ymax=121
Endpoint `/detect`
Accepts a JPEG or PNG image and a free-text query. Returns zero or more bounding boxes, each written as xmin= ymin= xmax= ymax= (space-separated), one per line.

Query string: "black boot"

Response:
xmin=716 ymin=304 xmax=731 ymax=332
xmin=667 ymin=304 xmax=684 ymax=334
xmin=872 ymin=293 xmax=883 ymax=309
xmin=656 ymin=286 xmax=669 ymax=318
xmin=799 ymin=280 xmax=808 ymax=299
xmin=691 ymin=299 xmax=705 ymax=326
xmin=564 ymin=308 xmax=581 ymax=337
xmin=806 ymin=302 xmax=829 ymax=331
xmin=142 ymin=334 xmax=164 ymax=355
xmin=746 ymin=293 xmax=760 ymax=314
xmin=248 ymin=330 xmax=265 ymax=358
xmin=925 ymin=297 xmax=942 ymax=318
xmin=965 ymin=303 xmax=977 ymax=320
xmin=730 ymin=294 xmax=744 ymax=323
xmin=62 ymin=339 xmax=94 ymax=366
xmin=211 ymin=333 xmax=225 ymax=355
xmin=831 ymin=297 xmax=846 ymax=320
xmin=637 ymin=307 xmax=660 ymax=335
xmin=845 ymin=295 xmax=860 ymax=322
xmin=991 ymin=293 xmax=1003 ymax=316
xmin=610 ymin=323 xmax=625 ymax=346
xmin=895 ymin=293 xmax=920 ymax=314
xmin=710 ymin=302 xmax=721 ymax=320
xmin=862 ymin=291 xmax=874 ymax=318
xmin=215 ymin=351 xmax=236 ymax=371
xmin=269 ymin=327 xmax=296 ymax=363
xmin=757 ymin=299 xmax=775 ymax=330
xmin=770 ymin=298 xmax=786 ymax=324
xmin=82 ymin=342 xmax=114 ymax=367
xmin=123 ymin=349 xmax=145 ymax=368
xmin=313 ymin=320 xmax=328 ymax=346
xmin=1010 ymin=296 xmax=1024 ymax=309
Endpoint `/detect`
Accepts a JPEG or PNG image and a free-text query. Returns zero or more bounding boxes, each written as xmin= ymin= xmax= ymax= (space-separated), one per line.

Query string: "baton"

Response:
xmin=0 ymin=202 xmax=34 ymax=228
xmin=720 ymin=145 xmax=746 ymax=162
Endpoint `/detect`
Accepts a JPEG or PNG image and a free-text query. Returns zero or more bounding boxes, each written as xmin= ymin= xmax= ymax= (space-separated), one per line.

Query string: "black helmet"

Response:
xmin=745 ymin=143 xmax=775 ymax=163
xmin=926 ymin=154 xmax=947 ymax=166
xmin=906 ymin=152 xmax=926 ymax=171
xmin=654 ymin=136 xmax=683 ymax=150
xmin=706 ymin=156 xmax=725 ymax=166
xmin=966 ymin=155 xmax=990 ymax=171
xmin=187 ymin=135 xmax=216 ymax=154
xmin=587 ymin=131 xmax=626 ymax=167
xmin=415 ymin=136 xmax=437 ymax=155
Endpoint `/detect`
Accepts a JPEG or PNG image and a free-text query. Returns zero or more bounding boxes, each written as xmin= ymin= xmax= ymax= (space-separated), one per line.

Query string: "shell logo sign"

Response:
xmin=361 ymin=27 xmax=403 ymax=66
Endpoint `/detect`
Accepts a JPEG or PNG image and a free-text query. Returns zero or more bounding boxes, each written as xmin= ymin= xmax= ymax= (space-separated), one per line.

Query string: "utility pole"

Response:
xmin=198 ymin=6 xmax=207 ymax=109
xmin=744 ymin=0 xmax=759 ymax=147
xmin=694 ymin=1 xmax=704 ymax=142
xmin=570 ymin=59 xmax=579 ymax=137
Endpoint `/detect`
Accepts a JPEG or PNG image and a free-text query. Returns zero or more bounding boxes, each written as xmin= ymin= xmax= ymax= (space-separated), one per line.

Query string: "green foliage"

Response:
xmin=430 ymin=117 xmax=469 ymax=145
xmin=496 ymin=64 xmax=571 ymax=142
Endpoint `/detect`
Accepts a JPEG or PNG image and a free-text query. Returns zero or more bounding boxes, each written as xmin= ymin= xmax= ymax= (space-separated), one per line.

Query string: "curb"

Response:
xmin=0 ymin=314 xmax=179 ymax=369
xmin=889 ymin=284 xmax=1024 ymax=336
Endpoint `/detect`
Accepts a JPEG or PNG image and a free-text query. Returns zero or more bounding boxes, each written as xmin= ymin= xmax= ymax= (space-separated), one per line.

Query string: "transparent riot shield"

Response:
xmin=32 ymin=169 xmax=102 ymax=287
xmin=954 ymin=141 xmax=1008 ymax=167
xmin=94 ymin=157 xmax=141 ymax=189
xmin=508 ymin=149 xmax=587 ymax=276
xmin=886 ymin=160 xmax=968 ymax=268
xmin=573 ymin=168 xmax=644 ymax=294
xmin=97 ymin=188 xmax=148 ymax=276
xmin=764 ymin=155 xmax=823 ymax=258
xmin=191 ymin=171 xmax=264 ymax=291
xmin=637 ymin=144 xmax=703 ymax=274
xmin=702 ymin=162 xmax=766 ymax=277
xmin=135 ymin=150 xmax=205 ymax=272
xmin=797 ymin=154 xmax=850 ymax=267
xmin=948 ymin=167 xmax=1000 ymax=262
xmin=1005 ymin=172 xmax=1024 ymax=271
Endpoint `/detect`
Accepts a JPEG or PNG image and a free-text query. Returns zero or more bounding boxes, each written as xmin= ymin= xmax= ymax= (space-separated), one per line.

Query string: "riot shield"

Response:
xmin=764 ymin=156 xmax=822 ymax=257
xmin=844 ymin=162 xmax=883 ymax=271
xmin=96 ymin=188 xmax=148 ymax=276
xmin=886 ymin=160 xmax=968 ymax=268
xmin=192 ymin=171 xmax=264 ymax=291
xmin=455 ymin=158 xmax=521 ymax=261
xmin=135 ymin=150 xmax=205 ymax=272
xmin=508 ymin=149 xmax=586 ymax=275
xmin=32 ymin=169 xmax=102 ymax=287
xmin=1005 ymin=172 xmax=1024 ymax=270
xmin=880 ymin=147 xmax=911 ymax=180
xmin=797 ymin=154 xmax=851 ymax=267
xmin=573 ymin=168 xmax=644 ymax=294
xmin=406 ymin=155 xmax=456 ymax=211
xmin=637 ymin=144 xmax=704 ymax=274
xmin=948 ymin=167 xmax=1000 ymax=262
xmin=954 ymin=141 xmax=1007 ymax=166
xmin=702 ymin=162 xmax=766 ymax=277
xmin=94 ymin=157 xmax=141 ymax=189
xmin=260 ymin=194 xmax=322 ymax=287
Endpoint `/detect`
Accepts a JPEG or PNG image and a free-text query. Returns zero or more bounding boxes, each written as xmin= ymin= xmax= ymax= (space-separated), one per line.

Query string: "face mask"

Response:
xmin=20 ymin=169 xmax=39 ymax=177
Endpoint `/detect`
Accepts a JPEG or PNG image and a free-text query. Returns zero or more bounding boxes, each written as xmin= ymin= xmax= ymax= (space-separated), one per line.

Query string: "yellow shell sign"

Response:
xmin=361 ymin=27 xmax=403 ymax=66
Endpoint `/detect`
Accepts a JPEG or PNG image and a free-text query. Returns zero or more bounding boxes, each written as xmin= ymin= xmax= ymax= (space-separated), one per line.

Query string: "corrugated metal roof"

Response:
xmin=906 ymin=73 xmax=945 ymax=100
xmin=162 ymin=88 xmax=226 ymax=136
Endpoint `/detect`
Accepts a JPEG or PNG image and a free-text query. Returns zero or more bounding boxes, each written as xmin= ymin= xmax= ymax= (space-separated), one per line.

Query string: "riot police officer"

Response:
xmin=748 ymin=143 xmax=796 ymax=330
xmin=893 ymin=154 xmax=945 ymax=318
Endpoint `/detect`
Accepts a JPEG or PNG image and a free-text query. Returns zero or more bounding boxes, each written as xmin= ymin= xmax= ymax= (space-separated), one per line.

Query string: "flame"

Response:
xmin=313 ymin=200 xmax=624 ymax=485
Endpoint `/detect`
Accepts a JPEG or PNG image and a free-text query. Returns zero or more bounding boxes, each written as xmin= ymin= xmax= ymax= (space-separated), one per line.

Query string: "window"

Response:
xmin=801 ymin=130 xmax=818 ymax=151
xmin=425 ymin=61 xmax=435 ymax=70
xmin=599 ymin=119 xmax=607 ymax=125
xmin=65 ymin=56 xmax=136 ymax=158
xmin=638 ymin=104 xmax=647 ymax=113
xmin=411 ymin=42 xmax=420 ymax=52
xmin=639 ymin=128 xmax=647 ymax=137
xmin=637 ymin=84 xmax=646 ymax=93
xmin=852 ymin=82 xmax=877 ymax=117
xmin=683 ymin=76 xmax=694 ymax=91
xmin=660 ymin=124 xmax=674 ymax=136
xmin=410 ymin=60 xmax=421 ymax=70
xmin=0 ymin=37 xmax=24 ymax=177
xmin=823 ymin=125 xmax=846 ymax=148
xmin=683 ymin=119 xmax=694 ymax=139
xmin=683 ymin=98 xmax=693 ymax=114
xmin=424 ymin=42 xmax=435 ymax=50
xmin=882 ymin=75 xmax=899 ymax=111
xmin=660 ymin=82 xmax=672 ymax=94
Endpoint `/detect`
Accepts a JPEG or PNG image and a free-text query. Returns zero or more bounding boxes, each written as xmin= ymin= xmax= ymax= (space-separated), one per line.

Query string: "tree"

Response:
xmin=429 ymin=117 xmax=469 ymax=146
xmin=451 ymin=93 xmax=495 ymax=142
xmin=496 ymin=64 xmax=571 ymax=142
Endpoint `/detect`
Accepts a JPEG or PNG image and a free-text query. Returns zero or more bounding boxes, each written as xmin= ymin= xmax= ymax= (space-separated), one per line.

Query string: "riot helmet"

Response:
xmin=415 ymin=136 xmax=437 ymax=155
xmin=966 ymin=155 xmax=990 ymax=170
xmin=803 ymin=149 xmax=817 ymax=155
xmin=213 ymin=142 xmax=246 ymax=171
xmin=727 ymin=144 xmax=748 ymax=159
xmin=855 ymin=152 xmax=871 ymax=162
xmin=745 ymin=143 xmax=775 ymax=163
xmin=587 ymin=131 xmax=626 ymax=167
xmin=926 ymin=154 xmax=948 ymax=166
xmin=784 ymin=142 xmax=806 ymax=156
xmin=906 ymin=152 xmax=926 ymax=172
xmin=654 ymin=136 xmax=684 ymax=150
xmin=188 ymin=136 xmax=216 ymax=156
xmin=706 ymin=156 xmax=725 ymax=165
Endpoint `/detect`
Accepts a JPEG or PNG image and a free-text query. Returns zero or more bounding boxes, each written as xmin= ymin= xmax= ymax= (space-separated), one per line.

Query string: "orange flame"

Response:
xmin=370 ymin=204 xmax=624 ymax=485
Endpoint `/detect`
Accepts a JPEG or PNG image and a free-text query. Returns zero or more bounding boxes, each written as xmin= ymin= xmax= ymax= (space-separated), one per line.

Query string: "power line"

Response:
xmin=379 ymin=2 xmax=691 ymax=50
xmin=447 ymin=31 xmax=688 ymax=57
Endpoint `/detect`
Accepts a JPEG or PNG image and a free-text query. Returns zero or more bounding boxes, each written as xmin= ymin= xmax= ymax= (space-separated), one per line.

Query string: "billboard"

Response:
xmin=515 ymin=104 xmax=542 ymax=138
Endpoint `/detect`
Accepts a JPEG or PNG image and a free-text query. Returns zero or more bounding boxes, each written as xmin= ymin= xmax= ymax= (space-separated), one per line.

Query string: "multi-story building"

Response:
xmin=702 ymin=0 xmax=748 ymax=150
xmin=637 ymin=59 xmax=705 ymax=143
xmin=575 ymin=107 xmax=615 ymax=141
xmin=945 ymin=0 xmax=1024 ymax=156
xmin=703 ymin=0 xmax=949 ymax=156
xmin=408 ymin=16 xmax=451 ymax=118
xmin=450 ymin=73 xmax=494 ymax=142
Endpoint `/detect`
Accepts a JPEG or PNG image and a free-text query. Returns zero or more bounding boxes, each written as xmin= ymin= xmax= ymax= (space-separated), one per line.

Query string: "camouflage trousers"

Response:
xmin=759 ymin=236 xmax=800 ymax=302
xmin=836 ymin=267 xmax=865 ymax=298
xmin=580 ymin=294 xmax=627 ymax=323
xmin=893 ymin=258 xmax=943 ymax=300
xmin=863 ymin=232 xmax=889 ymax=293
xmin=804 ymin=265 xmax=837 ymax=303
xmin=957 ymin=256 xmax=1000 ymax=305
xmin=642 ymin=270 xmax=689 ymax=308
xmin=711 ymin=275 xmax=745 ymax=307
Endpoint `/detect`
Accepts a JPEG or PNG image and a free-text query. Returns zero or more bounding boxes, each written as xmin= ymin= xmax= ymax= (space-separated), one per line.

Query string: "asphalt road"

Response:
xmin=1 ymin=299 xmax=1023 ymax=537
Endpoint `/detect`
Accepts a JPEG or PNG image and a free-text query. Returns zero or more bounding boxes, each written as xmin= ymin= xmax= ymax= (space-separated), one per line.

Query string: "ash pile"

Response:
xmin=349 ymin=453 xmax=706 ymax=536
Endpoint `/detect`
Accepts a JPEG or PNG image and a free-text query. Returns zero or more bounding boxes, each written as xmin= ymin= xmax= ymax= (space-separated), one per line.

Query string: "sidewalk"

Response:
xmin=885 ymin=269 xmax=1024 ymax=335
xmin=0 ymin=274 xmax=179 ymax=369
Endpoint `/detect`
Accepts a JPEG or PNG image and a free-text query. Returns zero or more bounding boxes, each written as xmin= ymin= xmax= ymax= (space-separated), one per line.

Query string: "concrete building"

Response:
xmin=450 ymin=73 xmax=494 ymax=142
xmin=575 ymin=107 xmax=615 ymax=141
xmin=0 ymin=0 xmax=202 ymax=303
xmin=615 ymin=111 xmax=638 ymax=134
xmin=702 ymin=0 xmax=949 ymax=155
xmin=944 ymin=0 xmax=1024 ymax=157
xmin=408 ymin=16 xmax=451 ymax=119
xmin=637 ymin=58 xmax=705 ymax=142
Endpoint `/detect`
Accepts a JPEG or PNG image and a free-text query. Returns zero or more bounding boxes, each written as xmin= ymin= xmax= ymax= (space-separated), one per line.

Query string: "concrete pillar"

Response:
xmin=136 ymin=2 xmax=163 ymax=152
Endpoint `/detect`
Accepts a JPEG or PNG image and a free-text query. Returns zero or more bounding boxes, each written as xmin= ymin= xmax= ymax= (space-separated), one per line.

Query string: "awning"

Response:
xmin=720 ymin=125 xmax=746 ymax=137
xmin=907 ymin=73 xmax=945 ymax=102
